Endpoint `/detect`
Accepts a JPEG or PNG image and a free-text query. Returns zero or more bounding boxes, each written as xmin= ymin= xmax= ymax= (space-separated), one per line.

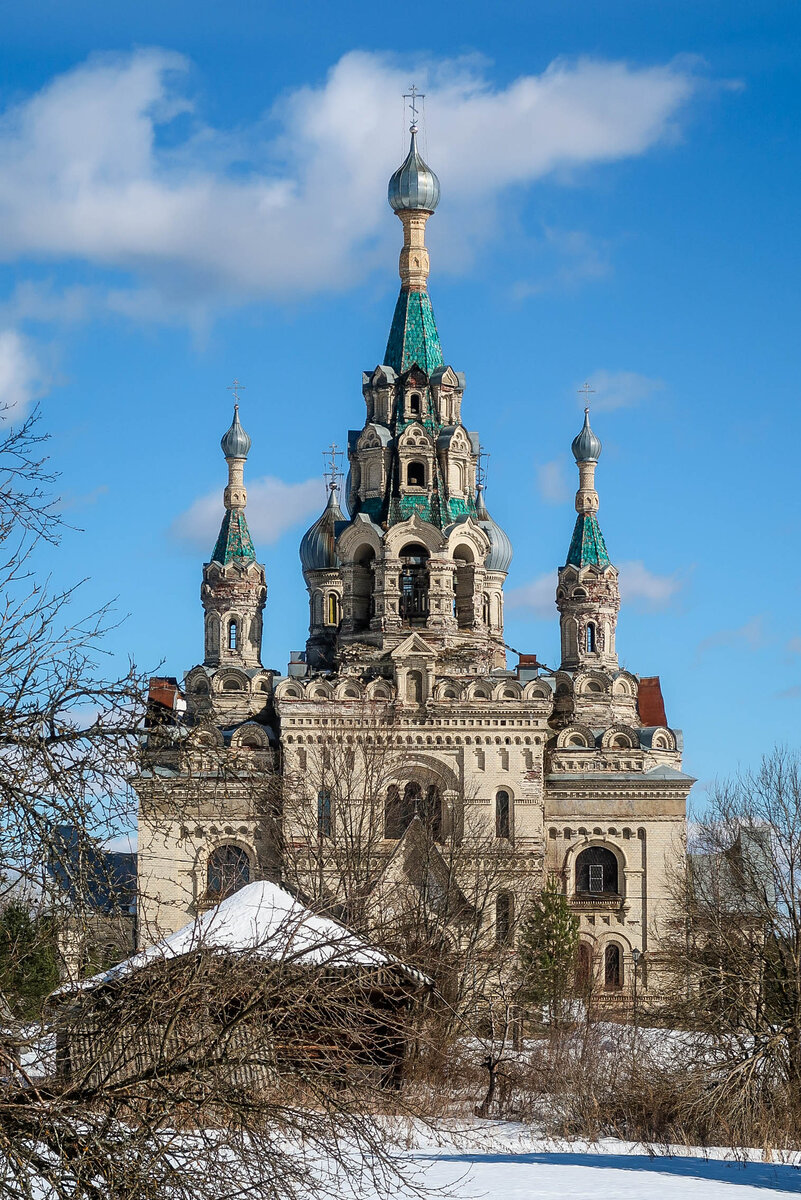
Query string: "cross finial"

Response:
xmin=323 ymin=442 xmax=343 ymax=491
xmin=477 ymin=444 xmax=490 ymax=489
xmin=403 ymin=83 xmax=425 ymax=131
xmin=227 ymin=377 xmax=246 ymax=407
xmin=578 ymin=381 xmax=595 ymax=410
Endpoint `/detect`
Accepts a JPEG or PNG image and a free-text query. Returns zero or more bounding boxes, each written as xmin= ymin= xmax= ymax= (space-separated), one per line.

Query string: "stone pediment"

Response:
xmin=391 ymin=632 xmax=435 ymax=661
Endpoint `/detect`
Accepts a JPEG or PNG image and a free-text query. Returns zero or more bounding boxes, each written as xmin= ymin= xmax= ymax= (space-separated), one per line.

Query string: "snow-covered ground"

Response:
xmin=376 ymin=1123 xmax=801 ymax=1199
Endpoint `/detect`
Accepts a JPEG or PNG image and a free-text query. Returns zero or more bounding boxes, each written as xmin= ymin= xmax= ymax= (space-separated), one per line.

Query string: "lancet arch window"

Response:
xmin=207 ymin=844 xmax=250 ymax=900
xmin=399 ymin=543 xmax=430 ymax=622
xmin=495 ymin=790 xmax=511 ymax=839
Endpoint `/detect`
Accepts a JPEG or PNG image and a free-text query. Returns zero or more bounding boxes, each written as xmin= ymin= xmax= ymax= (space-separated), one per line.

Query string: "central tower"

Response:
xmin=300 ymin=115 xmax=512 ymax=682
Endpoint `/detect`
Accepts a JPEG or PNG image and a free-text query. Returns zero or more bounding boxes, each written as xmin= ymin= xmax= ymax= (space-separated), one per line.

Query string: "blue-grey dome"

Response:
xmin=300 ymin=484 xmax=345 ymax=572
xmin=221 ymin=405 xmax=252 ymax=459
xmin=571 ymin=408 xmax=602 ymax=463
xmin=475 ymin=486 xmax=513 ymax=573
xmin=388 ymin=128 xmax=440 ymax=214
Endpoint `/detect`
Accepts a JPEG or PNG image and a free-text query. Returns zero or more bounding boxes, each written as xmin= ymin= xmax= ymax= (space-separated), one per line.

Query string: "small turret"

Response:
xmin=202 ymin=392 xmax=266 ymax=669
xmin=475 ymin=485 xmax=513 ymax=573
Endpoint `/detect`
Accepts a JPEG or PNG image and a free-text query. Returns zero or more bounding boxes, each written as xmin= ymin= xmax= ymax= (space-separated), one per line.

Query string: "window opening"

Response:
xmin=409 ymin=392 xmax=421 ymax=415
xmin=586 ymin=623 xmax=596 ymax=653
xmin=575 ymin=846 xmax=619 ymax=896
xmin=228 ymin=619 xmax=238 ymax=651
xmin=406 ymin=461 xmax=425 ymax=487
xmin=399 ymin=544 xmax=430 ymax=622
xmin=496 ymin=790 xmax=511 ymax=839
xmin=317 ymin=790 xmax=332 ymax=838
xmin=326 ymin=594 xmax=339 ymax=626
xmin=604 ymin=944 xmax=622 ymax=990
xmin=207 ymin=844 xmax=250 ymax=900
xmin=496 ymin=892 xmax=513 ymax=947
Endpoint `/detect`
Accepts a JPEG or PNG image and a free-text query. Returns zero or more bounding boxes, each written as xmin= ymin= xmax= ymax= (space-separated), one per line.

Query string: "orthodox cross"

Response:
xmin=477 ymin=444 xmax=490 ymax=489
xmin=227 ymin=378 xmax=246 ymax=407
xmin=323 ymin=442 xmax=343 ymax=490
xmin=578 ymin=381 xmax=595 ymax=409
xmin=403 ymin=83 xmax=424 ymax=130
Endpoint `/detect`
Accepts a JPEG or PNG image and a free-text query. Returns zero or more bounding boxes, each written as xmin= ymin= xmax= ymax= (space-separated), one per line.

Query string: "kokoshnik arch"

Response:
xmin=133 ymin=110 xmax=694 ymax=999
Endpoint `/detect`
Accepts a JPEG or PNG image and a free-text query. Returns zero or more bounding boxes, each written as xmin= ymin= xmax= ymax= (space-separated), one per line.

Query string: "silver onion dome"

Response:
xmin=475 ymin=485 xmax=513 ymax=573
xmin=388 ymin=128 xmax=440 ymax=213
xmin=300 ymin=484 xmax=345 ymax=572
xmin=571 ymin=407 xmax=602 ymax=463
xmin=221 ymin=405 xmax=252 ymax=459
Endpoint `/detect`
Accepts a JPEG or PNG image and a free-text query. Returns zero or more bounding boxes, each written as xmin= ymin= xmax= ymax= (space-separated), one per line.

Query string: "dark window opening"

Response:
xmin=576 ymin=846 xmax=619 ymax=896
xmin=317 ymin=790 xmax=332 ymax=838
xmin=400 ymin=543 xmax=430 ymax=622
xmin=586 ymin=622 xmax=596 ymax=653
xmin=496 ymin=791 xmax=511 ymax=839
xmin=228 ymin=620 xmax=238 ymax=651
xmin=604 ymin=943 xmax=622 ymax=990
xmin=576 ymin=942 xmax=593 ymax=990
xmin=409 ymin=392 xmax=421 ymax=415
xmin=207 ymin=844 xmax=250 ymax=900
xmin=496 ymin=892 xmax=513 ymax=947
xmin=406 ymin=461 xmax=425 ymax=487
xmin=384 ymin=781 xmax=442 ymax=840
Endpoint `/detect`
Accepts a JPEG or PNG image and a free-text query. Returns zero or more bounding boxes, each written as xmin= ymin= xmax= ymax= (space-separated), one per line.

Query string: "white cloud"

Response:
xmin=618 ymin=559 xmax=682 ymax=610
xmin=0 ymin=328 xmax=48 ymax=414
xmin=696 ymin=615 xmax=764 ymax=660
xmin=506 ymin=572 xmax=557 ymax=619
xmin=537 ymin=458 xmax=571 ymax=505
xmin=0 ymin=49 xmax=703 ymax=314
xmin=580 ymin=369 xmax=665 ymax=412
xmin=172 ymin=475 xmax=323 ymax=550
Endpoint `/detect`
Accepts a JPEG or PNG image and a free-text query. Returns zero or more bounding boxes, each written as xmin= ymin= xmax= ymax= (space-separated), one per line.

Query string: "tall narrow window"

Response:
xmin=576 ymin=942 xmax=593 ymax=990
xmin=399 ymin=544 xmax=430 ymax=622
xmin=586 ymin=622 xmax=596 ymax=653
xmin=495 ymin=791 xmax=511 ymax=839
xmin=228 ymin=619 xmax=238 ymax=651
xmin=409 ymin=392 xmax=421 ymax=415
xmin=496 ymin=892 xmax=513 ymax=947
xmin=604 ymin=944 xmax=622 ymax=990
xmin=317 ymin=790 xmax=332 ymax=838
xmin=327 ymin=594 xmax=339 ymax=626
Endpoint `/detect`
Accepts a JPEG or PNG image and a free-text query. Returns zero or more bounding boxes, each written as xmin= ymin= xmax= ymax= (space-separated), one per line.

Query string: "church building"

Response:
xmin=135 ymin=115 xmax=693 ymax=997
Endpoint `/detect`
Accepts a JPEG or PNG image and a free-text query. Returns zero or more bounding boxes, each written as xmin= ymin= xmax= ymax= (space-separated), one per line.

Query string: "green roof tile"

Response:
xmin=211 ymin=509 xmax=256 ymax=565
xmin=566 ymin=512 xmax=611 ymax=568
xmin=385 ymin=288 xmax=444 ymax=376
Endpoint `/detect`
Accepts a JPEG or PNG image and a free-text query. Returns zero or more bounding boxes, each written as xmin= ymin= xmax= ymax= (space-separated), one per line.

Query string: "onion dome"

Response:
xmin=475 ymin=485 xmax=513 ymax=573
xmin=388 ymin=128 xmax=440 ymax=214
xmin=221 ymin=404 xmax=252 ymax=459
xmin=300 ymin=484 xmax=345 ymax=572
xmin=571 ymin=407 xmax=602 ymax=463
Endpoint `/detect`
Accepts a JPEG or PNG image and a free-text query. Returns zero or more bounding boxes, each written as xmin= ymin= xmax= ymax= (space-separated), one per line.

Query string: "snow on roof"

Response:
xmin=62 ymin=881 xmax=430 ymax=993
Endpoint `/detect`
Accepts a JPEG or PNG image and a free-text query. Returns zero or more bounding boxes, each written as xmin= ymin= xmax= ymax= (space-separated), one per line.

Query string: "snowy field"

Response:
xmin=371 ymin=1124 xmax=801 ymax=1199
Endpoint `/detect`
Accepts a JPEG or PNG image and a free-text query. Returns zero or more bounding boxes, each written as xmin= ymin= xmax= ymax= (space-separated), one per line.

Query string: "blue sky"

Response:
xmin=1 ymin=1 xmax=800 ymax=803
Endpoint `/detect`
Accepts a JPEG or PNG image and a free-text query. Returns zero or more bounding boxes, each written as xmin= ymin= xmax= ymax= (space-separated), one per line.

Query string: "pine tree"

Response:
xmin=0 ymin=900 xmax=59 ymax=1019
xmin=518 ymin=876 xmax=579 ymax=1027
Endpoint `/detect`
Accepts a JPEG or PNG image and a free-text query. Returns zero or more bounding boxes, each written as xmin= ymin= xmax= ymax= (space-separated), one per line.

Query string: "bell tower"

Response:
xmin=556 ymin=406 xmax=620 ymax=671
xmin=201 ymin=395 xmax=266 ymax=669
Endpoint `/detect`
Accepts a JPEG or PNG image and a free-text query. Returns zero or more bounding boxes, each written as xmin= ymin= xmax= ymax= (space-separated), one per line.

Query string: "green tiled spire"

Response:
xmin=211 ymin=508 xmax=256 ymax=565
xmin=385 ymin=289 xmax=444 ymax=376
xmin=566 ymin=512 xmax=611 ymax=568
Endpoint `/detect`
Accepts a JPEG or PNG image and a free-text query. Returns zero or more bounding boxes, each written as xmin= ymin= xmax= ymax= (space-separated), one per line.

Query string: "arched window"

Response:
xmin=326 ymin=593 xmax=340 ymax=626
xmin=385 ymin=784 xmax=414 ymax=839
xmin=496 ymin=892 xmax=513 ymax=947
xmin=228 ymin=619 xmax=238 ymax=651
xmin=352 ymin=546 xmax=375 ymax=631
xmin=604 ymin=943 xmax=622 ymax=990
xmin=421 ymin=784 xmax=442 ymax=841
xmin=399 ymin=544 xmax=429 ymax=622
xmin=495 ymin=790 xmax=511 ymax=839
xmin=317 ymin=790 xmax=332 ymax=838
xmin=576 ymin=942 xmax=593 ymax=990
xmin=586 ymin=622 xmax=596 ymax=653
xmin=406 ymin=670 xmax=423 ymax=703
xmin=207 ymin=844 xmax=250 ymax=900
xmin=575 ymin=846 xmax=619 ymax=896
xmin=406 ymin=461 xmax=425 ymax=487
xmin=409 ymin=392 xmax=421 ymax=415
xmin=482 ymin=592 xmax=491 ymax=626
